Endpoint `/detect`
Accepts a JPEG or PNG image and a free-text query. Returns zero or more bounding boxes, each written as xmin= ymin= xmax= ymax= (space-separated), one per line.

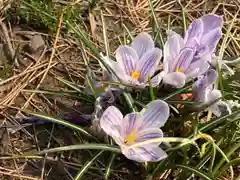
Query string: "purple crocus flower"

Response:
xmin=192 ymin=69 xmax=231 ymax=117
xmin=106 ymin=33 xmax=162 ymax=88
xmin=162 ymin=14 xmax=223 ymax=88
xmin=100 ymin=100 xmax=170 ymax=162
xmin=85 ymin=69 xmax=119 ymax=104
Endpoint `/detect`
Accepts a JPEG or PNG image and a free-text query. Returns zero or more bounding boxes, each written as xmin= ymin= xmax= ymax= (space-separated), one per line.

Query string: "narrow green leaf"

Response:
xmin=162 ymin=83 xmax=193 ymax=101
xmin=175 ymin=164 xmax=214 ymax=180
xmin=148 ymin=76 xmax=155 ymax=100
xmin=55 ymin=76 xmax=84 ymax=94
xmin=217 ymin=158 xmax=240 ymax=177
xmin=29 ymin=113 xmax=96 ymax=140
xmin=74 ymin=150 xmax=104 ymax=180
xmin=66 ymin=21 xmax=100 ymax=58
xmin=123 ymin=92 xmax=137 ymax=112
xmin=197 ymin=109 xmax=240 ymax=134
xmin=105 ymin=153 xmax=116 ymax=179
xmin=35 ymin=144 xmax=121 ymax=155
xmin=148 ymin=0 xmax=164 ymax=47
xmin=213 ymin=142 xmax=240 ymax=176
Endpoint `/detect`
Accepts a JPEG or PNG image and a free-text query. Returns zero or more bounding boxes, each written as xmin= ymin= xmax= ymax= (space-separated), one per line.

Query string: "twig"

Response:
xmin=0 ymin=18 xmax=19 ymax=66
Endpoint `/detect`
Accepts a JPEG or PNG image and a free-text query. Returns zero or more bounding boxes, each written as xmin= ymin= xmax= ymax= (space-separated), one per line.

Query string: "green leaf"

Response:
xmin=197 ymin=109 xmax=240 ymax=134
xmin=35 ymin=144 xmax=121 ymax=155
xmin=217 ymin=158 xmax=240 ymax=177
xmin=175 ymin=164 xmax=214 ymax=180
xmin=148 ymin=76 xmax=155 ymax=100
xmin=29 ymin=113 xmax=96 ymax=140
xmin=105 ymin=153 xmax=116 ymax=179
xmin=74 ymin=150 xmax=104 ymax=180
xmin=148 ymin=0 xmax=164 ymax=47
xmin=162 ymin=83 xmax=193 ymax=101
xmin=66 ymin=21 xmax=100 ymax=58
xmin=213 ymin=142 xmax=240 ymax=176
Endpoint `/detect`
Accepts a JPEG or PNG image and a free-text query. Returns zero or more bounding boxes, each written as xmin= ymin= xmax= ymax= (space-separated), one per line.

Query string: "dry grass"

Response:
xmin=0 ymin=0 xmax=239 ymax=179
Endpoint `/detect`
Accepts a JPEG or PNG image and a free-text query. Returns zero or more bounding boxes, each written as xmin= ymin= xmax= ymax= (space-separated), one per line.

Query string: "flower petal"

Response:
xmin=116 ymin=45 xmax=138 ymax=75
xmin=107 ymin=59 xmax=131 ymax=83
xmin=120 ymin=113 xmax=143 ymax=138
xmin=136 ymin=48 xmax=162 ymax=82
xmin=150 ymin=73 xmax=164 ymax=87
xmin=122 ymin=146 xmax=167 ymax=162
xmin=131 ymin=32 xmax=154 ymax=59
xmin=206 ymin=89 xmax=222 ymax=103
xmin=209 ymin=101 xmax=231 ymax=117
xmin=200 ymin=14 xmax=223 ymax=35
xmin=140 ymin=100 xmax=170 ymax=128
xmin=201 ymin=28 xmax=222 ymax=53
xmin=162 ymin=72 xmax=186 ymax=88
xmin=184 ymin=19 xmax=203 ymax=45
xmin=135 ymin=128 xmax=163 ymax=146
xmin=100 ymin=106 xmax=123 ymax=138
xmin=176 ymin=48 xmax=195 ymax=72
xmin=204 ymin=69 xmax=218 ymax=85
xmin=164 ymin=31 xmax=184 ymax=72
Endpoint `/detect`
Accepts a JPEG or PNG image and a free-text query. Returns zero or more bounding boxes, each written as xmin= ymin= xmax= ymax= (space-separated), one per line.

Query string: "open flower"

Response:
xmin=106 ymin=33 xmax=162 ymax=88
xmin=192 ymin=69 xmax=231 ymax=117
xmin=100 ymin=100 xmax=170 ymax=162
xmin=162 ymin=14 xmax=223 ymax=88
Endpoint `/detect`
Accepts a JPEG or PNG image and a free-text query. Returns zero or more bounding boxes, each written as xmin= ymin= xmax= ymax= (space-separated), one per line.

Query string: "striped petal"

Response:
xmin=184 ymin=19 xmax=203 ymax=45
xmin=200 ymin=14 xmax=223 ymax=35
xmin=176 ymin=48 xmax=195 ymax=72
xmin=122 ymin=146 xmax=167 ymax=162
xmin=120 ymin=113 xmax=143 ymax=138
xmin=209 ymin=101 xmax=231 ymax=117
xmin=164 ymin=31 xmax=184 ymax=72
xmin=150 ymin=73 xmax=164 ymax=87
xmin=107 ymin=59 xmax=131 ymax=84
xmin=116 ymin=45 xmax=138 ymax=75
xmin=100 ymin=106 xmax=123 ymax=138
xmin=201 ymin=28 xmax=222 ymax=53
xmin=131 ymin=32 xmax=155 ymax=59
xmin=136 ymin=48 xmax=162 ymax=82
xmin=135 ymin=128 xmax=163 ymax=146
xmin=140 ymin=100 xmax=169 ymax=128
xmin=162 ymin=72 xmax=186 ymax=88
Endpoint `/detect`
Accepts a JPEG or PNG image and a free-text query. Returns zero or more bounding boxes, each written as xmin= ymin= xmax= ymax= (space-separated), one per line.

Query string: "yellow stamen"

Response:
xmin=131 ymin=70 xmax=140 ymax=79
xmin=96 ymin=84 xmax=105 ymax=93
xmin=124 ymin=129 xmax=137 ymax=145
xmin=176 ymin=67 xmax=183 ymax=72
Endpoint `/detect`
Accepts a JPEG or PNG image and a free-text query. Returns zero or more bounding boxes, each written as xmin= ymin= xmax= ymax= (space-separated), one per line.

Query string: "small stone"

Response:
xmin=28 ymin=35 xmax=45 ymax=53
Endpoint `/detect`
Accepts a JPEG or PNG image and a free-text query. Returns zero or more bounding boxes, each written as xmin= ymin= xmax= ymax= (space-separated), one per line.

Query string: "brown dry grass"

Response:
xmin=0 ymin=0 xmax=239 ymax=179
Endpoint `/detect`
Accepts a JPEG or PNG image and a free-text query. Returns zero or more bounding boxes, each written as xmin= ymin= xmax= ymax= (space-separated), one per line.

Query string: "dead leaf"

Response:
xmin=89 ymin=12 xmax=97 ymax=38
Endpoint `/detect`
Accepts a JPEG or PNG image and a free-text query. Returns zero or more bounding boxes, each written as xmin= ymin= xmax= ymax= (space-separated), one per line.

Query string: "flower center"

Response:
xmin=124 ymin=129 xmax=137 ymax=145
xmin=96 ymin=84 xmax=105 ymax=93
xmin=176 ymin=67 xmax=183 ymax=73
xmin=131 ymin=70 xmax=140 ymax=79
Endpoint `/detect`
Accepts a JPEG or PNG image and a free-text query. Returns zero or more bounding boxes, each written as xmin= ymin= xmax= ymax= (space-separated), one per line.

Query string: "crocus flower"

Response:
xmin=192 ymin=69 xmax=231 ymax=117
xmin=105 ymin=33 xmax=162 ymax=88
xmin=162 ymin=14 xmax=223 ymax=88
xmin=85 ymin=69 xmax=120 ymax=103
xmin=100 ymin=100 xmax=170 ymax=162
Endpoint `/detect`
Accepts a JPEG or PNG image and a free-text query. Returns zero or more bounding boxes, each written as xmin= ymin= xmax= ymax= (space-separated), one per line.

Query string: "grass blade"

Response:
xmin=66 ymin=21 xmax=100 ymax=58
xmin=148 ymin=0 xmax=164 ymax=47
xmin=74 ymin=150 xmax=104 ymax=180
xmin=175 ymin=164 xmax=214 ymax=180
xmin=105 ymin=153 xmax=116 ymax=179
xmin=29 ymin=113 xmax=96 ymax=139
xmin=35 ymin=144 xmax=121 ymax=155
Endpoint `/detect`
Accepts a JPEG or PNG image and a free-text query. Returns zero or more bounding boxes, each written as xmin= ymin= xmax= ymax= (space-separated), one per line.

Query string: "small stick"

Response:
xmin=0 ymin=18 xmax=19 ymax=66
